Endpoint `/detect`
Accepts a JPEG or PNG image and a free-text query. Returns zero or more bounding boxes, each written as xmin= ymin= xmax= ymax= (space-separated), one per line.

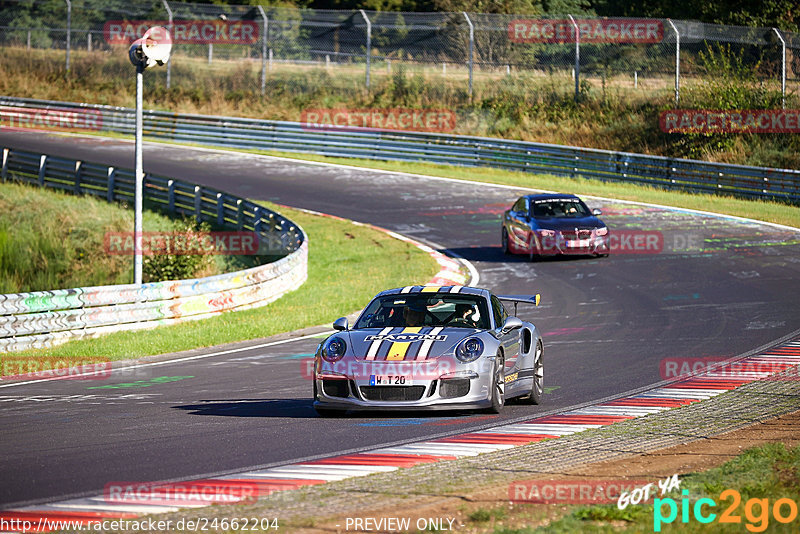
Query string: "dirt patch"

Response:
xmin=298 ymin=409 xmax=800 ymax=533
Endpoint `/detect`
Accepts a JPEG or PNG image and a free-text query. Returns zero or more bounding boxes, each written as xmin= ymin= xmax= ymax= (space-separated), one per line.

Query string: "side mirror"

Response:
xmin=332 ymin=317 xmax=349 ymax=331
xmin=592 ymin=208 xmax=602 ymax=216
xmin=500 ymin=316 xmax=523 ymax=335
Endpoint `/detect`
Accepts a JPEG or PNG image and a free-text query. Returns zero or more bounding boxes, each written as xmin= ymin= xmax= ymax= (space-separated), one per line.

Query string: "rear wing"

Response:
xmin=498 ymin=294 xmax=541 ymax=316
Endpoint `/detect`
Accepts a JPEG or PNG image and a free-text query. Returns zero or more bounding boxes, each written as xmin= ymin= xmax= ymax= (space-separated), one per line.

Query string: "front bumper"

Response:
xmin=314 ymin=358 xmax=494 ymax=412
xmin=538 ymin=232 xmax=609 ymax=256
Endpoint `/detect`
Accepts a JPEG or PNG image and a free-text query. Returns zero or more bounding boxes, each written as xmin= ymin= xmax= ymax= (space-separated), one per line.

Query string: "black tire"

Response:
xmin=501 ymin=227 xmax=511 ymax=255
xmin=487 ymin=353 xmax=505 ymax=414
xmin=520 ymin=340 xmax=544 ymax=405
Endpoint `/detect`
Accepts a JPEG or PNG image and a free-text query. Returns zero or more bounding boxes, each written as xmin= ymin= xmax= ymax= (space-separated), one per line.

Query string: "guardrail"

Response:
xmin=2 ymin=96 xmax=799 ymax=203
xmin=0 ymin=146 xmax=307 ymax=353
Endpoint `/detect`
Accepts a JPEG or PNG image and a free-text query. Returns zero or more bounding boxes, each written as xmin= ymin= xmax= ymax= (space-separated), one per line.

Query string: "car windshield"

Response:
xmin=354 ymin=294 xmax=491 ymax=330
xmin=532 ymin=199 xmax=590 ymax=218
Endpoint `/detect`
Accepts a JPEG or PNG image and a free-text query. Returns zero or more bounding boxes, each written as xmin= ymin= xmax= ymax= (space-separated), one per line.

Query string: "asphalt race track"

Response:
xmin=2 ymin=130 xmax=800 ymax=508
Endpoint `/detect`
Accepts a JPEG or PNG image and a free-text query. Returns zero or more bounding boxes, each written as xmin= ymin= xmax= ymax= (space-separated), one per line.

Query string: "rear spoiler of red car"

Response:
xmin=498 ymin=294 xmax=541 ymax=315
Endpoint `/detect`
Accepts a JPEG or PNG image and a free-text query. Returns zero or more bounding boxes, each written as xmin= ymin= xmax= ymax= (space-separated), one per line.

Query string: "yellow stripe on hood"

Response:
xmin=386 ymin=327 xmax=422 ymax=360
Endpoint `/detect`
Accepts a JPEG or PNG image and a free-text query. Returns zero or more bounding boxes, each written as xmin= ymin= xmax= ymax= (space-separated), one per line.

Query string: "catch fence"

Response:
xmin=0 ymin=1 xmax=797 ymax=102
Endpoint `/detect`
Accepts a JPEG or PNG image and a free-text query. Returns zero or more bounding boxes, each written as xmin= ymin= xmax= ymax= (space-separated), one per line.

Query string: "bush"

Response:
xmin=142 ymin=218 xmax=215 ymax=283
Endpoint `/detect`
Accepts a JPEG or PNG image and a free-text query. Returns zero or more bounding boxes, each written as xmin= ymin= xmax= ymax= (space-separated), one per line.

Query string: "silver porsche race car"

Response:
xmin=313 ymin=285 xmax=543 ymax=416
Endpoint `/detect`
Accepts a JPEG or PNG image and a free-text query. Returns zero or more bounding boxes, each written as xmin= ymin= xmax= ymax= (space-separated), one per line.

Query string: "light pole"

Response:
xmin=128 ymin=26 xmax=171 ymax=285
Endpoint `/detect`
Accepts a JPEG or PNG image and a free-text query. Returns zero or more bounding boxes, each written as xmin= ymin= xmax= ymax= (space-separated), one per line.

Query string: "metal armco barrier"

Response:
xmin=0 ymin=146 xmax=307 ymax=353
xmin=1 ymin=96 xmax=798 ymax=203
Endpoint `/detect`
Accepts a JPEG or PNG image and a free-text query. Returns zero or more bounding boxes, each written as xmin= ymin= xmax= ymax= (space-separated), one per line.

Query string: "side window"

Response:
xmin=513 ymin=197 xmax=526 ymax=212
xmin=490 ymin=295 xmax=507 ymax=329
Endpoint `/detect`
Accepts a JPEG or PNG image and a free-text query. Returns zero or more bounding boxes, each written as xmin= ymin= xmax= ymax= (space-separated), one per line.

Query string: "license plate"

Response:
xmin=370 ymin=375 xmax=412 ymax=386
xmin=567 ymin=239 xmax=591 ymax=247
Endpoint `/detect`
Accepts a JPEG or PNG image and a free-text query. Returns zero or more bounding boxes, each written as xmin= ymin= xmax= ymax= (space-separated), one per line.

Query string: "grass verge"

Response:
xmin=2 ymin=202 xmax=439 ymax=366
xmin=517 ymin=442 xmax=800 ymax=533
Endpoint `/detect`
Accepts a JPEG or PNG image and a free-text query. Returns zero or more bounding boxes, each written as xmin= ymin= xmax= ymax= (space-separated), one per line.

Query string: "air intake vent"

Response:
xmin=322 ymin=379 xmax=349 ymax=398
xmin=439 ymin=378 xmax=470 ymax=399
xmin=360 ymin=386 xmax=426 ymax=402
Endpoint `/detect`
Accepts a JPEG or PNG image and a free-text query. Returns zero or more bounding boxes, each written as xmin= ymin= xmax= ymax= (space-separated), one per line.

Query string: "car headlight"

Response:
xmin=321 ymin=336 xmax=347 ymax=362
xmin=455 ymin=337 xmax=484 ymax=363
xmin=539 ymin=229 xmax=556 ymax=237
xmin=596 ymin=227 xmax=608 ymax=236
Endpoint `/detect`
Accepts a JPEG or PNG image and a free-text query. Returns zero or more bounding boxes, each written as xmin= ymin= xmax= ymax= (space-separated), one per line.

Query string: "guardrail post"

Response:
xmin=772 ymin=28 xmax=786 ymax=109
xmin=567 ymin=15 xmax=580 ymax=102
xmin=167 ymin=179 xmax=175 ymax=212
xmin=667 ymin=19 xmax=680 ymax=104
xmin=359 ymin=10 xmax=371 ymax=90
xmin=254 ymin=206 xmax=263 ymax=233
xmin=258 ymin=6 xmax=268 ymax=96
xmin=216 ymin=192 xmax=225 ymax=226
xmin=106 ymin=167 xmax=116 ymax=202
xmin=570 ymin=151 xmax=579 ymax=179
xmin=64 ymin=0 xmax=71 ymax=73
xmin=161 ymin=0 xmax=173 ymax=89
xmin=236 ymin=198 xmax=244 ymax=229
xmin=463 ymin=12 xmax=474 ymax=99
xmin=74 ymin=160 xmax=82 ymax=194
xmin=194 ymin=185 xmax=202 ymax=223
xmin=38 ymin=155 xmax=47 ymax=186
xmin=1 ymin=148 xmax=8 ymax=182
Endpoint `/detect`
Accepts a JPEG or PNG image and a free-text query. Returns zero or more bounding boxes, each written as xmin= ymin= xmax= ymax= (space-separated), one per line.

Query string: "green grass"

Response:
xmin=470 ymin=507 xmax=508 ymax=522
xmin=0 ymin=180 xmax=220 ymax=293
xmin=500 ymin=442 xmax=800 ymax=533
xmin=3 ymin=202 xmax=439 ymax=365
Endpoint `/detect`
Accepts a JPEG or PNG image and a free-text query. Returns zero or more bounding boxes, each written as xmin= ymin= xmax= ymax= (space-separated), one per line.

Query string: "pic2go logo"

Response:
xmin=654 ymin=489 xmax=799 ymax=532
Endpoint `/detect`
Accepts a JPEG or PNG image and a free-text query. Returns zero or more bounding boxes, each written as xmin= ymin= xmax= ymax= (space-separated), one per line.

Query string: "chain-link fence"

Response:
xmin=0 ymin=0 xmax=798 ymax=105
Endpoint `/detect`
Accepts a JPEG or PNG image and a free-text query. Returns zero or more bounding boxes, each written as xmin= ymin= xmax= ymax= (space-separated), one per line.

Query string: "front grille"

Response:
xmin=561 ymin=229 xmax=593 ymax=240
xmin=439 ymin=378 xmax=470 ymax=399
xmin=360 ymin=385 xmax=426 ymax=402
xmin=322 ymin=379 xmax=349 ymax=398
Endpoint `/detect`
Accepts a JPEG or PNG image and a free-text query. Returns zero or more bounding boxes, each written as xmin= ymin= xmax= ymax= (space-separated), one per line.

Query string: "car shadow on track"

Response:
xmin=174 ymin=399 xmax=318 ymax=418
xmin=444 ymin=246 xmax=605 ymax=264
xmin=173 ymin=399 xmax=492 ymax=419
